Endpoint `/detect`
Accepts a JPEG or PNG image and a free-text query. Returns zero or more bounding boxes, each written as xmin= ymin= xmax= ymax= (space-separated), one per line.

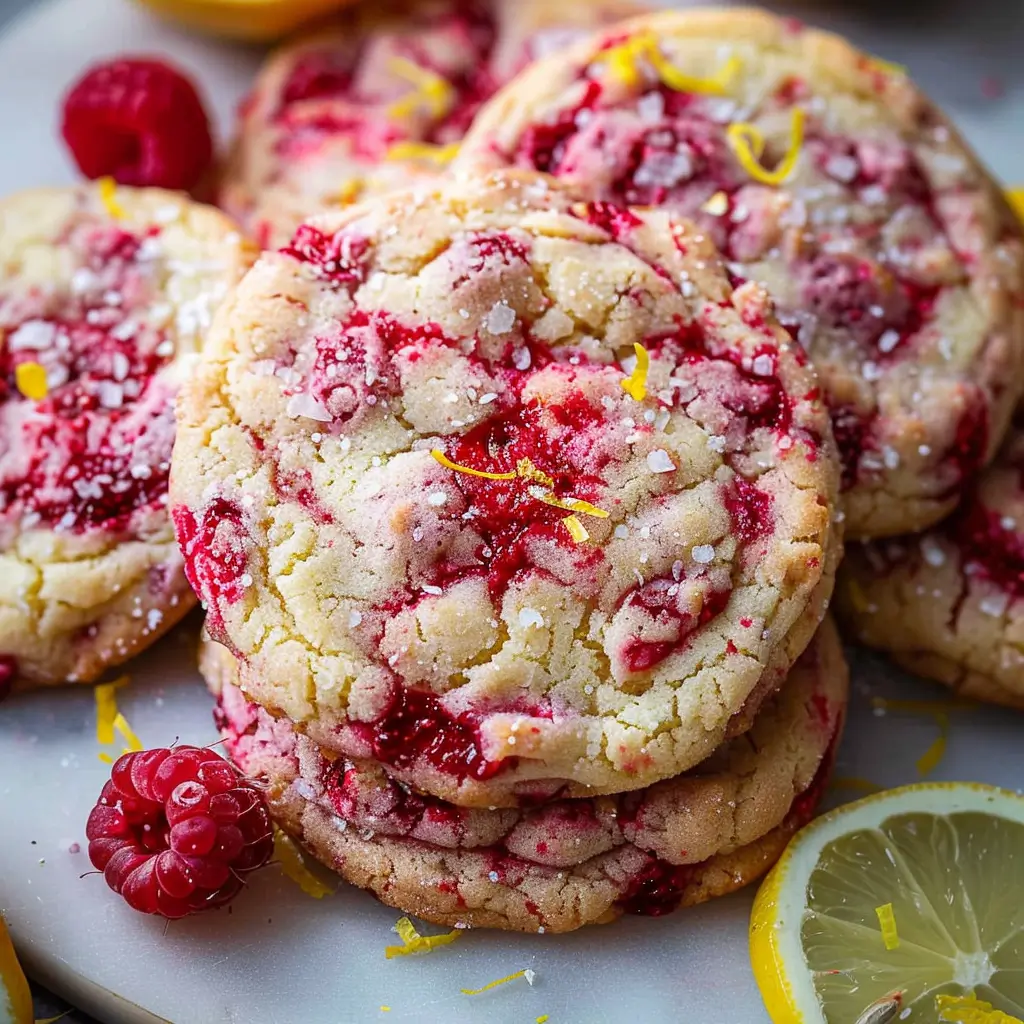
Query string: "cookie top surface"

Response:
xmin=455 ymin=7 xmax=1024 ymax=539
xmin=171 ymin=170 xmax=840 ymax=804
xmin=208 ymin=616 xmax=847 ymax=931
xmin=222 ymin=0 xmax=642 ymax=247
xmin=839 ymin=420 xmax=1024 ymax=708
xmin=0 ymin=184 xmax=252 ymax=687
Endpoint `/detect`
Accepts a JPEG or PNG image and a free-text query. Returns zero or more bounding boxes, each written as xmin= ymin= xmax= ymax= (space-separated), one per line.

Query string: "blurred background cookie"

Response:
xmin=0 ymin=182 xmax=252 ymax=692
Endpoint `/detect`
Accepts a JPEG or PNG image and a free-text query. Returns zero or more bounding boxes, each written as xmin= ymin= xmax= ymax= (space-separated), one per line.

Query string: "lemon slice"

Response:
xmin=750 ymin=783 xmax=1024 ymax=1024
xmin=0 ymin=916 xmax=31 ymax=1024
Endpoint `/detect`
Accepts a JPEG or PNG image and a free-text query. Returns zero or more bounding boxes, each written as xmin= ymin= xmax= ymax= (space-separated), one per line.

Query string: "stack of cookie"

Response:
xmin=174 ymin=4 xmax=1024 ymax=933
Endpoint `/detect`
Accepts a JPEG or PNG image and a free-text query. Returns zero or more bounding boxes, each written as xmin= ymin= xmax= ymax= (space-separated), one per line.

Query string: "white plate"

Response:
xmin=1 ymin=1 xmax=1023 ymax=1022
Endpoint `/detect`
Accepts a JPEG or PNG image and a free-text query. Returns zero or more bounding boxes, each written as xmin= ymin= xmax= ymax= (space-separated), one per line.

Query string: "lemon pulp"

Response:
xmin=805 ymin=810 xmax=1024 ymax=1021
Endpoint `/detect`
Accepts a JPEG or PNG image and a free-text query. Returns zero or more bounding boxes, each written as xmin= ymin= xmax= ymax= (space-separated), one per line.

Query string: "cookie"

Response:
xmin=221 ymin=0 xmax=643 ymax=248
xmin=0 ymin=184 xmax=253 ymax=692
xmin=171 ymin=169 xmax=840 ymax=806
xmin=838 ymin=421 xmax=1024 ymax=709
xmin=205 ymin=617 xmax=848 ymax=933
xmin=455 ymin=8 xmax=1024 ymax=539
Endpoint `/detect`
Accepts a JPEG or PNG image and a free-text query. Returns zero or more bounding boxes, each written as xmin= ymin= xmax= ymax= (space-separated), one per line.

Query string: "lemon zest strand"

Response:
xmin=916 ymin=711 xmax=949 ymax=776
xmin=461 ymin=969 xmax=530 ymax=995
xmin=434 ymin=451 xmax=607 ymax=518
xmin=845 ymin=578 xmax=870 ymax=613
xmin=648 ymin=47 xmax=741 ymax=96
xmin=533 ymin=491 xmax=610 ymax=519
xmin=831 ymin=776 xmax=883 ymax=794
xmin=94 ymin=677 xmax=128 ymax=746
xmin=869 ymin=55 xmax=907 ymax=76
xmin=727 ymin=107 xmax=805 ymax=185
xmin=431 ymin=449 xmax=516 ymax=481
xmin=112 ymin=711 xmax=143 ymax=753
xmin=874 ymin=903 xmax=899 ymax=950
xmin=97 ymin=752 xmax=114 ymax=765
xmin=937 ymin=994 xmax=1024 ymax=1024
xmin=332 ymin=178 xmax=364 ymax=204
xmin=870 ymin=696 xmax=958 ymax=776
xmin=563 ymin=515 xmax=589 ymax=543
xmin=273 ymin=829 xmax=335 ymax=899
xmin=515 ymin=458 xmax=554 ymax=488
xmin=620 ymin=342 xmax=650 ymax=402
xmin=98 ymin=177 xmax=125 ymax=219
xmin=595 ymin=34 xmax=739 ymax=96
xmin=385 ymin=916 xmax=460 ymax=959
xmin=15 ymin=361 xmax=48 ymax=401
xmin=386 ymin=57 xmax=455 ymax=121
xmin=1007 ymin=188 xmax=1024 ymax=224
xmin=537 ymin=1017 xmax=550 ymax=1024
xmin=386 ymin=141 xmax=461 ymax=165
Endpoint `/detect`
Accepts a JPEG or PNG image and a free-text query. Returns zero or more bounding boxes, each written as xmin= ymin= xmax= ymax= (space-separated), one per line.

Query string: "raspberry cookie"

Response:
xmin=838 ymin=421 xmax=1024 ymax=709
xmin=455 ymin=8 xmax=1024 ymax=539
xmin=205 ymin=617 xmax=847 ymax=933
xmin=221 ymin=0 xmax=643 ymax=248
xmin=0 ymin=184 xmax=252 ymax=692
xmin=171 ymin=170 xmax=840 ymax=806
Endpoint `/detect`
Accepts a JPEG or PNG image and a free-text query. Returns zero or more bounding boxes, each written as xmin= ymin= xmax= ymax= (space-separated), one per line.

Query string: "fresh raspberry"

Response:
xmin=61 ymin=58 xmax=213 ymax=191
xmin=86 ymin=745 xmax=273 ymax=918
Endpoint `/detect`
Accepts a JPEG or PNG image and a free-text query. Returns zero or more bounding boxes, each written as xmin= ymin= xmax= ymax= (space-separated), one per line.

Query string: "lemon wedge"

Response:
xmin=750 ymin=783 xmax=1024 ymax=1024
xmin=0 ymin=916 xmax=31 ymax=1024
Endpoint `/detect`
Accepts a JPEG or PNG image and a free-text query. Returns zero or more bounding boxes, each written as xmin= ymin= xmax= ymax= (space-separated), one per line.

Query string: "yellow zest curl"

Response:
xmin=273 ymin=829 xmax=334 ymax=898
xmin=94 ymin=677 xmax=128 ymax=747
xmin=831 ymin=776 xmax=883 ymax=795
xmin=1007 ymin=188 xmax=1024 ymax=225
xmin=648 ymin=47 xmax=741 ymax=96
xmin=112 ymin=712 xmax=143 ymax=753
xmin=937 ymin=994 xmax=1024 ymax=1024
xmin=563 ymin=515 xmax=589 ymax=543
xmin=461 ymin=969 xmax=533 ymax=995
xmin=727 ymin=107 xmax=805 ymax=185
xmin=15 ymin=361 xmax=48 ymax=401
xmin=98 ymin=752 xmax=114 ymax=765
xmin=845 ymin=578 xmax=870 ymax=614
xmin=386 ymin=57 xmax=455 ymax=121
xmin=868 ymin=55 xmax=907 ymax=77
xmin=537 ymin=1018 xmax=550 ymax=1024
xmin=871 ymin=696 xmax=960 ymax=776
xmin=515 ymin=458 xmax=554 ymax=488
xmin=333 ymin=178 xmax=364 ymax=205
xmin=596 ymin=33 xmax=740 ymax=96
xmin=534 ymin=492 xmax=610 ymax=519
xmin=433 ymin=449 xmax=608 ymax=520
xmin=386 ymin=141 xmax=461 ymax=165
xmin=874 ymin=903 xmax=899 ymax=950
xmin=620 ymin=342 xmax=650 ymax=402
xmin=385 ymin=916 xmax=460 ymax=959
xmin=98 ymin=177 xmax=125 ymax=220
xmin=431 ymin=449 xmax=516 ymax=481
